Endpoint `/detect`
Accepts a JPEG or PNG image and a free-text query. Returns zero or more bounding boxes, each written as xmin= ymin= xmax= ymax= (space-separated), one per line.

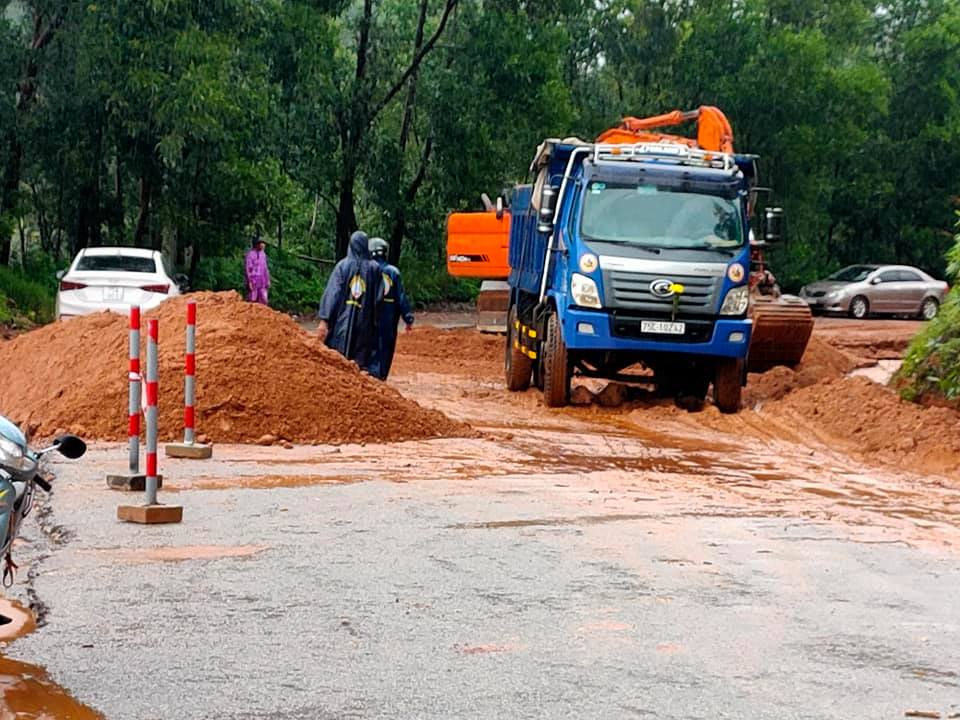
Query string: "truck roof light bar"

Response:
xmin=593 ymin=142 xmax=736 ymax=171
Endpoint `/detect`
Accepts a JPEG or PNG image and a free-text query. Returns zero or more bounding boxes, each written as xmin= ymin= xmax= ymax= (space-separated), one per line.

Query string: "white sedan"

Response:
xmin=56 ymin=247 xmax=185 ymax=320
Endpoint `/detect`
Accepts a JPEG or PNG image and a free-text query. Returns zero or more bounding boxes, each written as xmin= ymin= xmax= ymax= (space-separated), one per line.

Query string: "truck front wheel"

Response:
xmin=542 ymin=312 xmax=571 ymax=407
xmin=505 ymin=305 xmax=533 ymax=391
xmin=713 ymin=357 xmax=744 ymax=414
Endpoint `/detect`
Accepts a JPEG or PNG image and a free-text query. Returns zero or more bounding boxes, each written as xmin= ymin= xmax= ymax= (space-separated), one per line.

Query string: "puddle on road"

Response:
xmin=0 ymin=599 xmax=102 ymax=719
xmin=83 ymin=545 xmax=267 ymax=563
xmin=177 ymin=474 xmax=361 ymax=491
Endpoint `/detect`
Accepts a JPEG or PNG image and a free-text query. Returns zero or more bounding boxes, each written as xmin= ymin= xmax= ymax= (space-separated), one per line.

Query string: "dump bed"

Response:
xmin=506 ymin=185 xmax=548 ymax=297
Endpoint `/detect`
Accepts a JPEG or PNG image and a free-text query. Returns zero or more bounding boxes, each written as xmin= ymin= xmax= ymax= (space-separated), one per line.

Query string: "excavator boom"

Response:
xmin=596 ymin=105 xmax=735 ymax=154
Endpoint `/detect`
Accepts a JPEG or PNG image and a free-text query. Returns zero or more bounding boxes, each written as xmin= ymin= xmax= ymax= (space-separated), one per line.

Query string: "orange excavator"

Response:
xmin=446 ymin=106 xmax=813 ymax=371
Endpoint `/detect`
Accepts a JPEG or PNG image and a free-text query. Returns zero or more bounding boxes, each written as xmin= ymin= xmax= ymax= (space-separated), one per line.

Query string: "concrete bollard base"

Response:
xmin=106 ymin=474 xmax=163 ymax=492
xmin=164 ymin=443 xmax=213 ymax=459
xmin=117 ymin=504 xmax=183 ymax=524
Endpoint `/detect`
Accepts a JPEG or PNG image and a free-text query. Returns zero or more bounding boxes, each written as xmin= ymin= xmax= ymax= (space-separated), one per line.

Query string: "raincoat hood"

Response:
xmin=348 ymin=231 xmax=371 ymax=261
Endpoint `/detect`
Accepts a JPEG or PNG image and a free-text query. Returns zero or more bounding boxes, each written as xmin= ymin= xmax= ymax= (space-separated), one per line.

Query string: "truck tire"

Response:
xmin=505 ymin=305 xmax=532 ymax=391
xmin=713 ymin=358 xmax=743 ymax=414
xmin=542 ymin=312 xmax=570 ymax=407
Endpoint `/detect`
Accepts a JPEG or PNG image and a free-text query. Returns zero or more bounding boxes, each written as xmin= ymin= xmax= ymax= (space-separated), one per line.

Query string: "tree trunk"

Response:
xmin=17 ymin=214 xmax=26 ymax=267
xmin=0 ymin=135 xmax=21 ymax=266
xmin=389 ymin=137 xmax=433 ymax=267
xmin=335 ymin=156 xmax=359 ymax=259
xmin=188 ymin=234 xmax=201 ymax=286
xmin=133 ymin=175 xmax=151 ymax=247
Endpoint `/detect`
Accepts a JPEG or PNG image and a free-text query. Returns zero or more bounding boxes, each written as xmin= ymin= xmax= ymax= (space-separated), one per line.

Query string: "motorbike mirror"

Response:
xmin=54 ymin=435 xmax=87 ymax=459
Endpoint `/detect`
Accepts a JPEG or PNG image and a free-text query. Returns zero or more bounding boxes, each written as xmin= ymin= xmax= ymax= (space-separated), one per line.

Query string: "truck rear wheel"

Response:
xmin=542 ymin=312 xmax=570 ymax=407
xmin=505 ymin=305 xmax=532 ymax=391
xmin=713 ymin=358 xmax=743 ymax=414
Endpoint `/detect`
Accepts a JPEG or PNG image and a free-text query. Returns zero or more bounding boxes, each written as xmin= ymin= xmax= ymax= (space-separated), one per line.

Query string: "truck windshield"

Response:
xmin=580 ymin=182 xmax=743 ymax=250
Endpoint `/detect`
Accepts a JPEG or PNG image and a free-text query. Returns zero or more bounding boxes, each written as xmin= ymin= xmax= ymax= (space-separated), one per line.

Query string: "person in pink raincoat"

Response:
xmin=244 ymin=236 xmax=271 ymax=305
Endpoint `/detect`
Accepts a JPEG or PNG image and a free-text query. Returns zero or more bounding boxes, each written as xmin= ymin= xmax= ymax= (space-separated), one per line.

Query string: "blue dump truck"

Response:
xmin=505 ymin=114 xmax=791 ymax=413
xmin=446 ymin=108 xmax=793 ymax=413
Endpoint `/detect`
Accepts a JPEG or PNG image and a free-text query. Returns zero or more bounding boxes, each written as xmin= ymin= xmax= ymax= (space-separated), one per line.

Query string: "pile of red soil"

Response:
xmin=744 ymin=337 xmax=860 ymax=404
xmin=0 ymin=292 xmax=471 ymax=444
xmin=763 ymin=376 xmax=960 ymax=477
xmin=393 ymin=326 xmax=502 ymax=381
xmin=738 ymin=333 xmax=960 ymax=478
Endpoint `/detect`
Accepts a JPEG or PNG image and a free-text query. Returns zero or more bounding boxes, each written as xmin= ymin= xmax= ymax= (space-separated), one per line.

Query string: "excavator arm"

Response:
xmin=596 ymin=105 xmax=735 ymax=154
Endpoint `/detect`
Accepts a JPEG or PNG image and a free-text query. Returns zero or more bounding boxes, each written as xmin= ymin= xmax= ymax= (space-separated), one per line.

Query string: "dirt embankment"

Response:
xmin=0 ymin=292 xmax=472 ymax=444
xmin=392 ymin=326 xmax=503 ymax=382
xmin=731 ymin=329 xmax=960 ymax=479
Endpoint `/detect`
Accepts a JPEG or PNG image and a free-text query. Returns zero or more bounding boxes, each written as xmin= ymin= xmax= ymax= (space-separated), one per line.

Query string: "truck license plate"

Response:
xmin=641 ymin=320 xmax=685 ymax=335
xmin=103 ymin=287 xmax=124 ymax=301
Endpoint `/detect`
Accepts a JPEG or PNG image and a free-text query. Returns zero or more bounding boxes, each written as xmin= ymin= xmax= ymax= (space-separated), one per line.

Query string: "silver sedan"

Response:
xmin=799 ymin=264 xmax=948 ymax=320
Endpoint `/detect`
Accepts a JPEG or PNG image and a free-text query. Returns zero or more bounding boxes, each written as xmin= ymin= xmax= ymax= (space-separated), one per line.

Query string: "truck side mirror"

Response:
xmin=537 ymin=186 xmax=558 ymax=234
xmin=764 ymin=207 xmax=784 ymax=243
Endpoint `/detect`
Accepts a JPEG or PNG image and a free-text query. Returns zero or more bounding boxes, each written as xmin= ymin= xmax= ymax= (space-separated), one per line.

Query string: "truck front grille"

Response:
xmin=603 ymin=270 xmax=721 ymax=316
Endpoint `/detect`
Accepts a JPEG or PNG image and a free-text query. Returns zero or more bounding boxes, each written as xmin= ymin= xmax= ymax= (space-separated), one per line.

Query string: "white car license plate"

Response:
xmin=641 ymin=320 xmax=685 ymax=335
xmin=103 ymin=287 xmax=124 ymax=301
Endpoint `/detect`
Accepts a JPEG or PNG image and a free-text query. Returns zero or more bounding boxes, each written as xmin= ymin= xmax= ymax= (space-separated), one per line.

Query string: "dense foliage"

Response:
xmin=898 ymin=214 xmax=960 ymax=405
xmin=0 ymin=0 xmax=958 ymax=320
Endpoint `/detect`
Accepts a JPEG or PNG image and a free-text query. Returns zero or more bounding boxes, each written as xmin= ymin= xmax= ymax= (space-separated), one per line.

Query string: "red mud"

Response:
xmin=392 ymin=326 xmax=502 ymax=381
xmin=0 ymin=292 xmax=471 ymax=444
xmin=738 ymin=329 xmax=960 ymax=479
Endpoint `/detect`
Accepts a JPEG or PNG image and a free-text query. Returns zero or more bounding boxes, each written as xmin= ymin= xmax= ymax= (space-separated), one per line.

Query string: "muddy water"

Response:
xmin=388 ymin=371 xmax=960 ymax=549
xmin=0 ymin=599 xmax=101 ymax=719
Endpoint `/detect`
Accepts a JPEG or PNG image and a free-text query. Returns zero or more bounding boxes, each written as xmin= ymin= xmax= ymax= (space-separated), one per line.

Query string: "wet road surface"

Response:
xmin=2 ymin=319 xmax=959 ymax=719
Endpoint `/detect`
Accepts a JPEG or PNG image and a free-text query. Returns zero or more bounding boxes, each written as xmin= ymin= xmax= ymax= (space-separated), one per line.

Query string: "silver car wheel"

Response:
xmin=850 ymin=296 xmax=869 ymax=319
xmin=921 ymin=297 xmax=939 ymax=320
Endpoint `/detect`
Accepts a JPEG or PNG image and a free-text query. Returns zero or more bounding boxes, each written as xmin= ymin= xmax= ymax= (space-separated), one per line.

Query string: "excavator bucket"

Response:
xmin=748 ymin=294 xmax=814 ymax=372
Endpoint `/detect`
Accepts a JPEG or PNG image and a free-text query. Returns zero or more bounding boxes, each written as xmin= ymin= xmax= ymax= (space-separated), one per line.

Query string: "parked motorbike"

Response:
xmin=0 ymin=415 xmax=86 ymax=585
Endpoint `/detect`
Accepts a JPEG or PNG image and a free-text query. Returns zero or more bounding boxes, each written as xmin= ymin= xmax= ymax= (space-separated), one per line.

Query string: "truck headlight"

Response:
xmin=571 ymin=273 xmax=602 ymax=309
xmin=719 ymin=285 xmax=750 ymax=316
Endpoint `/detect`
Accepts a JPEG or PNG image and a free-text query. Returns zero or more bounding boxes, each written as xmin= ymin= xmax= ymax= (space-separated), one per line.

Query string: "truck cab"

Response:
xmin=507 ymin=140 xmax=762 ymax=412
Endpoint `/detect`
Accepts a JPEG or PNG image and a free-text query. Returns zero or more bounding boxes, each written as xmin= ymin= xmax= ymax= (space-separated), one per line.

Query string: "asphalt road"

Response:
xmin=4 ymin=435 xmax=959 ymax=719
xmin=2 ymin=314 xmax=957 ymax=719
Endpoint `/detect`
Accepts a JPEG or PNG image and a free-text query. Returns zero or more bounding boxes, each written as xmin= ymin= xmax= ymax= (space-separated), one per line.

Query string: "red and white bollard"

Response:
xmin=144 ymin=319 xmax=159 ymax=505
xmin=128 ymin=306 xmax=142 ymax=474
xmin=106 ymin=306 xmax=154 ymax=491
xmin=119 ymin=317 xmax=183 ymax=524
xmin=166 ymin=301 xmax=212 ymax=459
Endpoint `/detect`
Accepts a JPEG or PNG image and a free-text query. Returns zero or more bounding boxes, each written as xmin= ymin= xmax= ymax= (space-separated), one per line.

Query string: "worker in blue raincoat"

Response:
xmin=368 ymin=237 xmax=414 ymax=380
xmin=317 ymin=231 xmax=382 ymax=373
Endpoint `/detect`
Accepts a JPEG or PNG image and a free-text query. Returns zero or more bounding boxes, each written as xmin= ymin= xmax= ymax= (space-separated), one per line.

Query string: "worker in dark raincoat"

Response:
xmin=317 ymin=231 xmax=382 ymax=373
xmin=368 ymin=237 xmax=414 ymax=380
